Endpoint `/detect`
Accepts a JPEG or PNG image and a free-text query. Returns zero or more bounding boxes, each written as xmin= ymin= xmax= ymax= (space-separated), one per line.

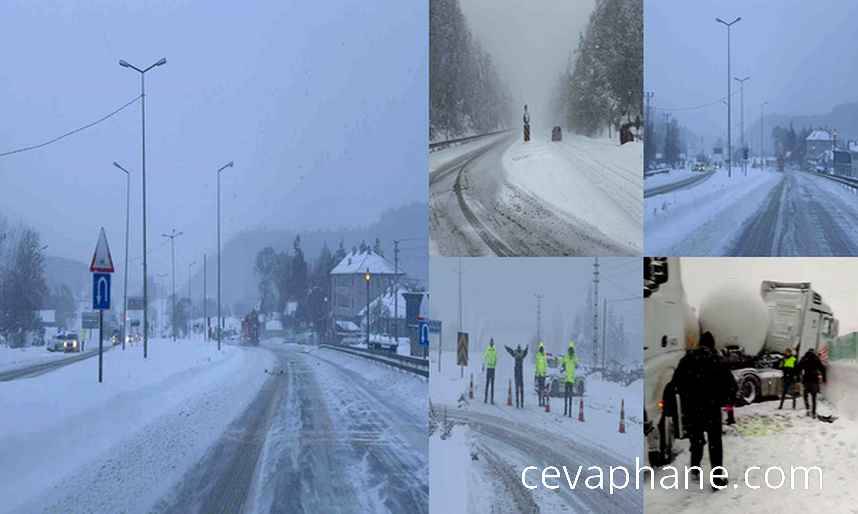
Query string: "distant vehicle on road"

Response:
xmin=48 ymin=333 xmax=80 ymax=353
xmin=692 ymin=162 xmax=707 ymax=172
xmin=551 ymin=126 xmax=562 ymax=142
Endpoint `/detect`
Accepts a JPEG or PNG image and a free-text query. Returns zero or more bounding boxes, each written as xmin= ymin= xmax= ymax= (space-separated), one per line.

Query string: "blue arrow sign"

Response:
xmin=419 ymin=319 xmax=429 ymax=346
xmin=92 ymin=273 xmax=111 ymax=310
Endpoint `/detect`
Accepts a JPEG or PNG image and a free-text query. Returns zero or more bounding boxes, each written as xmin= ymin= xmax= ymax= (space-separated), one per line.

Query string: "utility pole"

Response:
xmin=364 ymin=268 xmax=371 ymax=347
xmin=119 ymin=57 xmax=167 ymax=359
xmin=203 ymin=253 xmax=207 ymax=342
xmin=761 ymin=101 xmax=768 ymax=170
xmin=602 ymin=298 xmax=608 ymax=369
xmin=112 ymin=162 xmax=131 ymax=351
xmin=734 ymin=76 xmax=750 ymax=176
xmin=534 ymin=293 xmax=543 ymax=357
xmin=593 ymin=257 xmax=600 ymax=367
xmin=393 ymin=240 xmax=400 ymax=344
xmin=161 ymin=229 xmax=183 ymax=342
xmin=716 ymin=17 xmax=741 ymax=178
xmin=216 ymin=161 xmax=234 ymax=352
xmin=188 ymin=260 xmax=196 ymax=338
xmin=457 ymin=257 xmax=463 ymax=333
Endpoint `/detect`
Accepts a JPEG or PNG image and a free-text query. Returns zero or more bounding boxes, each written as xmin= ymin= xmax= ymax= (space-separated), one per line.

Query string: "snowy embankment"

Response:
xmin=0 ymin=345 xmax=74 ymax=373
xmin=645 ymin=398 xmax=858 ymax=512
xmin=431 ymin=349 xmax=642 ymax=461
xmin=0 ymin=338 xmax=275 ymax=514
xmin=645 ymin=168 xmax=781 ymax=255
xmin=827 ymin=361 xmax=858 ymax=421
xmin=502 ymin=134 xmax=642 ymax=253
xmin=644 ymin=167 xmax=698 ymax=190
xmin=429 ymin=132 xmax=510 ymax=175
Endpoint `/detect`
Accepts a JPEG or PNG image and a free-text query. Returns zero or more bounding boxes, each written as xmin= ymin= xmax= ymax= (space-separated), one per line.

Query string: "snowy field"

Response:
xmin=645 ymin=396 xmax=858 ymax=513
xmin=503 ymin=134 xmax=642 ymax=253
xmin=645 ymin=168 xmax=781 ymax=255
xmin=430 ymin=349 xmax=642 ymax=513
xmin=0 ymin=345 xmax=76 ymax=373
xmin=0 ymin=338 xmax=275 ymax=514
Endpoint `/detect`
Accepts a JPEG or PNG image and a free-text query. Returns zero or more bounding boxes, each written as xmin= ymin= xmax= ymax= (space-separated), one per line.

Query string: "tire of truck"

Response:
xmin=649 ymin=414 xmax=674 ymax=466
xmin=739 ymin=375 xmax=760 ymax=405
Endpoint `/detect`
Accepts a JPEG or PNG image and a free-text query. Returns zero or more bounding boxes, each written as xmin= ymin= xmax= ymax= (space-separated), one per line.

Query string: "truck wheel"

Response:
xmin=739 ymin=376 xmax=760 ymax=405
xmin=649 ymin=415 xmax=674 ymax=466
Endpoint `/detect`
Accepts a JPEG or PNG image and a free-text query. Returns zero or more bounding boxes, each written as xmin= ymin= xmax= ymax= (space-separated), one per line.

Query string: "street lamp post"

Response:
xmin=161 ymin=229 xmax=182 ymax=342
xmin=364 ymin=269 xmax=371 ymax=348
xmin=119 ymin=57 xmax=166 ymax=359
xmin=716 ymin=17 xmax=741 ymax=178
xmin=761 ymin=101 xmax=768 ymax=171
xmin=216 ymin=161 xmax=234 ymax=352
xmin=112 ymin=162 xmax=131 ymax=351
xmin=188 ymin=260 xmax=196 ymax=338
xmin=734 ymin=76 xmax=750 ymax=176
xmin=203 ymin=253 xmax=207 ymax=342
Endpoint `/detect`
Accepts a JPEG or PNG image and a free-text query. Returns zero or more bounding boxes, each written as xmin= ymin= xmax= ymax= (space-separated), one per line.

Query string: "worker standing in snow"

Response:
xmin=505 ymin=344 xmax=529 ymax=408
xmin=561 ymin=341 xmax=578 ymax=417
xmin=672 ymin=331 xmax=736 ymax=488
xmin=777 ymin=347 xmax=798 ymax=410
xmin=483 ymin=339 xmax=498 ymax=404
xmin=799 ymin=348 xmax=826 ymax=419
xmin=535 ymin=342 xmax=548 ymax=407
xmin=523 ymin=105 xmax=531 ymax=142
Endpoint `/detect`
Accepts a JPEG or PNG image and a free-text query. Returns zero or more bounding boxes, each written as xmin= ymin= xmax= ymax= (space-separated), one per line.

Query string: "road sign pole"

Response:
xmin=98 ymin=310 xmax=103 ymax=383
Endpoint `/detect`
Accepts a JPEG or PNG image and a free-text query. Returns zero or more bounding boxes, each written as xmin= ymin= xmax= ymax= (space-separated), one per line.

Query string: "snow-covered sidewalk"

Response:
xmin=0 ymin=338 xmax=275 ymax=513
xmin=502 ymin=134 xmax=642 ymax=253
xmin=645 ymin=168 xmax=782 ymax=255
xmin=0 ymin=345 xmax=76 ymax=373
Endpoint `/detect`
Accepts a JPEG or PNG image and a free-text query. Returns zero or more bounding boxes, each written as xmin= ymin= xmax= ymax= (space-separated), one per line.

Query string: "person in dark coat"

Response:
xmin=505 ymin=344 xmax=529 ymax=408
xmin=672 ymin=331 xmax=736 ymax=488
xmin=777 ymin=347 xmax=799 ymax=410
xmin=523 ymin=105 xmax=531 ymax=142
xmin=798 ymin=348 xmax=826 ymax=418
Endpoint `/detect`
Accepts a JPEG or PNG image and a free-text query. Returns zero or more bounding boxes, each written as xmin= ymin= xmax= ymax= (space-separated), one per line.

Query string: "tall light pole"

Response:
xmin=364 ymin=269 xmax=371 ymax=347
xmin=188 ymin=260 xmax=196 ymax=338
xmin=203 ymin=253 xmax=207 ymax=342
xmin=216 ymin=160 xmax=234 ymax=352
xmin=734 ymin=76 xmax=750 ymax=176
xmin=761 ymin=101 xmax=768 ymax=170
xmin=716 ymin=17 xmax=741 ymax=178
xmin=119 ymin=57 xmax=167 ymax=359
xmin=161 ymin=229 xmax=183 ymax=342
xmin=112 ymin=162 xmax=131 ymax=351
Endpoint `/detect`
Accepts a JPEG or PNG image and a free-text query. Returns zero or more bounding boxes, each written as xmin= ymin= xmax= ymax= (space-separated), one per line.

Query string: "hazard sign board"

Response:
xmin=89 ymin=227 xmax=114 ymax=273
xmin=457 ymin=332 xmax=469 ymax=367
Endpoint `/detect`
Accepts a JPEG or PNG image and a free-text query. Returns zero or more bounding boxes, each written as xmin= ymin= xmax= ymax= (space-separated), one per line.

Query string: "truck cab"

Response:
xmin=644 ymin=257 xmax=697 ymax=465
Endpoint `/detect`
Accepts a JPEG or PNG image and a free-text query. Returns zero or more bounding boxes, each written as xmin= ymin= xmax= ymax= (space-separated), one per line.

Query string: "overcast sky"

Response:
xmin=460 ymin=0 xmax=594 ymax=130
xmin=0 ymin=0 xmax=425 ymax=286
xmin=645 ymin=0 xmax=858 ymax=146
xmin=682 ymin=258 xmax=858 ymax=334
xmin=428 ymin=257 xmax=641 ymax=363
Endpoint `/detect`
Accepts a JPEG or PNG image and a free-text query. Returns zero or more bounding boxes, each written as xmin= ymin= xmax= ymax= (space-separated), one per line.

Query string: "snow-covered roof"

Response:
xmin=358 ymin=285 xmax=410 ymax=318
xmin=335 ymin=320 xmax=360 ymax=332
xmin=807 ymin=130 xmax=833 ymax=142
xmin=848 ymin=141 xmax=858 ymax=153
xmin=330 ymin=248 xmax=400 ymax=275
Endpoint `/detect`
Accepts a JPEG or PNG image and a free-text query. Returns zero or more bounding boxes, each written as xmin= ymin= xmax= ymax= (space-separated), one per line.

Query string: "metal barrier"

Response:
xmin=644 ymin=168 xmax=670 ymax=177
xmin=429 ymin=129 xmax=513 ymax=152
xmin=320 ymin=344 xmax=429 ymax=377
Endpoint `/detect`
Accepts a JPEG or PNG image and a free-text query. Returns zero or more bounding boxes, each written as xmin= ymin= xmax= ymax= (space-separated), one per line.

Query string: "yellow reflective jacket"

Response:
xmin=562 ymin=353 xmax=577 ymax=383
xmin=484 ymin=346 xmax=497 ymax=368
xmin=535 ymin=351 xmax=547 ymax=377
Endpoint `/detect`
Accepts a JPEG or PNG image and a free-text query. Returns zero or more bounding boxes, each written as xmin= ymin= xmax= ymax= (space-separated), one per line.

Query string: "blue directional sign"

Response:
xmin=419 ymin=319 xmax=429 ymax=346
xmin=92 ymin=272 xmax=111 ymax=310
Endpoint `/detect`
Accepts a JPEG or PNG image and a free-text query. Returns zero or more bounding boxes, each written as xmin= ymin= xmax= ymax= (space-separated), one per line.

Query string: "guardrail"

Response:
xmin=429 ymin=129 xmax=513 ymax=152
xmin=644 ymin=167 xmax=670 ymax=177
xmin=320 ymin=344 xmax=429 ymax=378
xmin=817 ymin=171 xmax=858 ymax=190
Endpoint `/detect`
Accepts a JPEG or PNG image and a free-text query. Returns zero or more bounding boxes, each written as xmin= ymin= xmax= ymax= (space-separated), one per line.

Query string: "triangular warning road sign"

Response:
xmin=90 ymin=227 xmax=115 ymax=273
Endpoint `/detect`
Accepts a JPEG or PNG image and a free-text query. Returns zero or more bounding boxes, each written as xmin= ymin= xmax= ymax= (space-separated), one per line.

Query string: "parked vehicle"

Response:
xmin=47 ymin=333 xmax=80 ymax=353
xmin=551 ymin=126 xmax=562 ymax=142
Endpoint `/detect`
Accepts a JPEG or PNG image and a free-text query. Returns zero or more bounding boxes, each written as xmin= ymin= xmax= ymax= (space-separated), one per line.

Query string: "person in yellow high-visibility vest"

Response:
xmin=483 ymin=338 xmax=498 ymax=404
xmin=535 ymin=342 xmax=548 ymax=406
xmin=778 ymin=347 xmax=798 ymax=410
xmin=561 ymin=340 xmax=578 ymax=417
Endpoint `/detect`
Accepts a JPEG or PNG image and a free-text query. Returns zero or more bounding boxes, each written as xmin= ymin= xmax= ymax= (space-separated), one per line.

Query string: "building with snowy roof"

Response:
xmin=806 ymin=129 xmax=835 ymax=170
xmin=330 ymin=247 xmax=404 ymax=329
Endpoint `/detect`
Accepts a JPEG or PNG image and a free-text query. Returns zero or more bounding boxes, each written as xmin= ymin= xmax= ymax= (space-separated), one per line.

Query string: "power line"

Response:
xmin=0 ymin=95 xmax=142 ymax=158
xmin=653 ymin=89 xmax=740 ymax=113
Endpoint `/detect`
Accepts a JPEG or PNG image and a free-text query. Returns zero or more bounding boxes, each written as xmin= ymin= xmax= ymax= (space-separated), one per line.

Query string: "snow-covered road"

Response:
xmin=157 ymin=343 xmax=428 ymax=514
xmin=429 ymin=130 xmax=641 ymax=256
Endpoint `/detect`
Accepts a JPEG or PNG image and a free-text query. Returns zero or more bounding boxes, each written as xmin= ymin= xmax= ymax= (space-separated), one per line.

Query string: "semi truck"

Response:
xmin=643 ymin=257 xmax=838 ymax=465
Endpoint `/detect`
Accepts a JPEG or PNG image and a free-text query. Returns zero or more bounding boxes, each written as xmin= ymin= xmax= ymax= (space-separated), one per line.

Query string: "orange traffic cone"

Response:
xmin=507 ymin=379 xmax=513 ymax=406
xmin=544 ymin=389 xmax=551 ymax=413
xmin=469 ymin=374 xmax=474 ymax=399
xmin=618 ymin=399 xmax=626 ymax=433
xmin=578 ymin=398 xmax=585 ymax=422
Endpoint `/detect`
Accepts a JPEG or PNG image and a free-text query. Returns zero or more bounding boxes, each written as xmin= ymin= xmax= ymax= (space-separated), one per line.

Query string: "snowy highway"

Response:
xmin=0 ymin=347 xmax=104 ymax=381
xmin=429 ymin=131 xmax=642 ymax=256
xmin=157 ymin=342 xmax=428 ymax=514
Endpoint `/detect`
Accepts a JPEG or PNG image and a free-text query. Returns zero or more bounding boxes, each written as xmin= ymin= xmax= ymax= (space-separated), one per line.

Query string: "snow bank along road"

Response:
xmin=447 ymin=409 xmax=641 ymax=514
xmin=157 ymin=342 xmax=428 ymax=514
xmin=0 ymin=347 xmax=104 ymax=381
xmin=429 ymin=131 xmax=641 ymax=256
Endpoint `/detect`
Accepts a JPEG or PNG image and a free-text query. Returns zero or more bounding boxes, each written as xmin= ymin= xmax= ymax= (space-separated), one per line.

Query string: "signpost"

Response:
xmin=81 ymin=312 xmax=99 ymax=329
xmin=90 ymin=228 xmax=114 ymax=383
xmin=457 ymin=331 xmax=469 ymax=378
xmin=419 ymin=319 xmax=429 ymax=359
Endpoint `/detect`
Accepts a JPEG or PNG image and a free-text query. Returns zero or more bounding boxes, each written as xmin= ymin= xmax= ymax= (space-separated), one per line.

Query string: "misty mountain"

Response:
xmin=44 ymin=256 xmax=89 ymax=298
xmin=746 ymin=101 xmax=858 ymax=153
xmin=203 ymin=202 xmax=429 ymax=309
